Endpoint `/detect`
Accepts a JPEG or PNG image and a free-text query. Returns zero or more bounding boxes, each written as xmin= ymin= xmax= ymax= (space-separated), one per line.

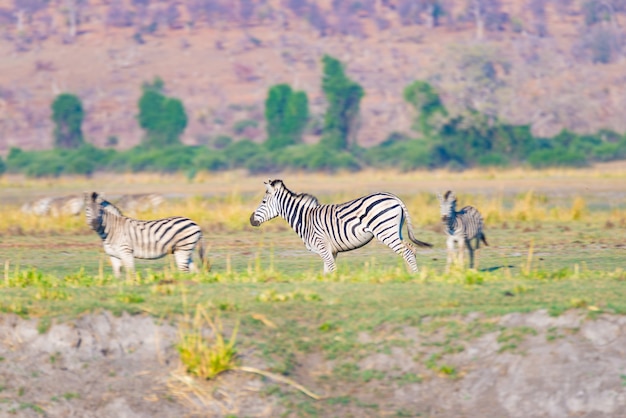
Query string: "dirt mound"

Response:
xmin=1 ymin=310 xmax=625 ymax=417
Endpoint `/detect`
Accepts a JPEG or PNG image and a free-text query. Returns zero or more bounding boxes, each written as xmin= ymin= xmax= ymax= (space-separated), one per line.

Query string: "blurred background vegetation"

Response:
xmin=3 ymin=1 xmax=626 ymax=177
xmin=3 ymin=52 xmax=626 ymax=178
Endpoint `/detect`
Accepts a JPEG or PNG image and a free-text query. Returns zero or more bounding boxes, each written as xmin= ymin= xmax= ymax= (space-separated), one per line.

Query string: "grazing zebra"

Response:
xmin=249 ymin=180 xmax=432 ymax=273
xmin=84 ymin=192 xmax=204 ymax=277
xmin=437 ymin=190 xmax=488 ymax=271
xmin=21 ymin=195 xmax=84 ymax=216
xmin=114 ymin=193 xmax=165 ymax=214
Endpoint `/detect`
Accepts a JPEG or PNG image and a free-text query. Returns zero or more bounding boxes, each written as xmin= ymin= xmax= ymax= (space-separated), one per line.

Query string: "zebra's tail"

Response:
xmin=402 ymin=203 xmax=433 ymax=248
xmin=480 ymin=232 xmax=488 ymax=246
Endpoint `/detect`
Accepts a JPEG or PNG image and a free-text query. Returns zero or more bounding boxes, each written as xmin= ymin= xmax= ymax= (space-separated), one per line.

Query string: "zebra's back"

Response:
xmin=115 ymin=216 xmax=202 ymax=260
xmin=452 ymin=206 xmax=484 ymax=240
xmin=312 ymin=192 xmax=411 ymax=252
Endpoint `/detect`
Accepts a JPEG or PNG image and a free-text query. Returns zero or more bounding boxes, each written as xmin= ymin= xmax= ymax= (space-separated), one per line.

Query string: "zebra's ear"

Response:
xmin=265 ymin=182 xmax=274 ymax=193
xmin=90 ymin=192 xmax=98 ymax=202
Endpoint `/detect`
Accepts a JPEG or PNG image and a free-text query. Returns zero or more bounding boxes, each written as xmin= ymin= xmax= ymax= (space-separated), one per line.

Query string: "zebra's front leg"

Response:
xmin=445 ymin=236 xmax=455 ymax=273
xmin=457 ymin=238 xmax=466 ymax=269
xmin=119 ymin=252 xmax=136 ymax=279
xmin=110 ymin=257 xmax=123 ymax=278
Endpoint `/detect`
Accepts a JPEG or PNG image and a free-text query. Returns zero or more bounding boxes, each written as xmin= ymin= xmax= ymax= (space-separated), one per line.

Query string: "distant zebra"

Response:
xmin=21 ymin=195 xmax=84 ymax=216
xmin=85 ymin=192 xmax=204 ymax=277
xmin=250 ymin=180 xmax=432 ymax=273
xmin=437 ymin=190 xmax=488 ymax=271
xmin=114 ymin=193 xmax=165 ymax=214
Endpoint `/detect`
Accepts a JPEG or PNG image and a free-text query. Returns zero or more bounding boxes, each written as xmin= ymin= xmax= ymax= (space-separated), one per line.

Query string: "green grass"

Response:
xmin=1 ymin=204 xmax=626 ymax=416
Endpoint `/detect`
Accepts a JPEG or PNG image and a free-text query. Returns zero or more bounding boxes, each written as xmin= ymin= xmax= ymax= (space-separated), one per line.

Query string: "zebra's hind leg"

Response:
xmin=320 ymin=249 xmax=337 ymax=274
xmin=473 ymin=236 xmax=480 ymax=270
xmin=174 ymin=250 xmax=194 ymax=273
xmin=401 ymin=246 xmax=419 ymax=273
xmin=375 ymin=230 xmax=419 ymax=273
xmin=466 ymin=238 xmax=475 ymax=269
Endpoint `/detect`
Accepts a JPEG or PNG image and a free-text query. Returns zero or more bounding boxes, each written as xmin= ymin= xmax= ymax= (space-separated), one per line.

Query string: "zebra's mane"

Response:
xmin=100 ymin=199 xmax=124 ymax=217
xmin=271 ymin=179 xmax=320 ymax=206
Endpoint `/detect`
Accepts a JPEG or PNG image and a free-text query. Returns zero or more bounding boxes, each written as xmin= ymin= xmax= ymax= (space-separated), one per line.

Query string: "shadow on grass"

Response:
xmin=480 ymin=265 xmax=516 ymax=272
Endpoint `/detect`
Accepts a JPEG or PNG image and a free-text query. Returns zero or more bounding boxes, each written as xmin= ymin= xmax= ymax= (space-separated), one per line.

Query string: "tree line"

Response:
xmin=2 ymin=54 xmax=626 ymax=178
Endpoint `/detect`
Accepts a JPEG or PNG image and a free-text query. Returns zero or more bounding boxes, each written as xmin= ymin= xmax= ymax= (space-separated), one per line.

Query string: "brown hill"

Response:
xmin=1 ymin=0 xmax=625 ymax=154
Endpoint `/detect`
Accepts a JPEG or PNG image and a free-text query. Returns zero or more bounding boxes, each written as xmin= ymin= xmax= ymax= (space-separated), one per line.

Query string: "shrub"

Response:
xmin=223 ymin=139 xmax=265 ymax=168
xmin=193 ymin=150 xmax=228 ymax=171
xmin=232 ymin=119 xmax=259 ymax=135
xmin=51 ymin=93 xmax=84 ymax=149
xmin=320 ymin=55 xmax=364 ymax=150
xmin=213 ymin=135 xmax=233 ymax=149
xmin=265 ymin=84 xmax=309 ymax=150
xmin=527 ymin=149 xmax=588 ymax=168
xmin=138 ymin=78 xmax=187 ymax=147
xmin=403 ymin=80 xmax=447 ymax=136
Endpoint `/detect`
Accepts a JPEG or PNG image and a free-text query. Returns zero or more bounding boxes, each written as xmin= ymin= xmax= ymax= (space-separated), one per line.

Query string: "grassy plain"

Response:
xmin=1 ymin=168 xmax=626 ymax=415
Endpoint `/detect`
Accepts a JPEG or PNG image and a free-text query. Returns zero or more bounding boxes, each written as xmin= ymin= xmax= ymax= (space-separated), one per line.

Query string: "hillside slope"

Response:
xmin=1 ymin=0 xmax=626 ymax=154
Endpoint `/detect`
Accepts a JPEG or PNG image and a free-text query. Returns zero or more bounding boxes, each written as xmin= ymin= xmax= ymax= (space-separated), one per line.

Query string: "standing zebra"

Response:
xmin=250 ymin=180 xmax=432 ymax=273
xmin=85 ymin=192 xmax=204 ymax=277
xmin=437 ymin=190 xmax=488 ymax=271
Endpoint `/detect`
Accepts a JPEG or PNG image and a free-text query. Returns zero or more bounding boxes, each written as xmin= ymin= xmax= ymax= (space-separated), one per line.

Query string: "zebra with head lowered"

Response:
xmin=85 ymin=192 xmax=204 ymax=277
xmin=250 ymin=180 xmax=432 ymax=273
xmin=437 ymin=190 xmax=488 ymax=271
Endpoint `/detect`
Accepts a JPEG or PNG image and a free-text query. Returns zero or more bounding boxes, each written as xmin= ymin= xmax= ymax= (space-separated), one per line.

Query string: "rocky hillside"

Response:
xmin=1 ymin=0 xmax=626 ymax=154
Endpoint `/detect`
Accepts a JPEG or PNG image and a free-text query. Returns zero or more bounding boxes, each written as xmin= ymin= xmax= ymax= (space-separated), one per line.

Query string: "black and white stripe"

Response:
xmin=437 ymin=190 xmax=488 ymax=270
xmin=250 ymin=180 xmax=432 ymax=273
xmin=85 ymin=192 xmax=204 ymax=277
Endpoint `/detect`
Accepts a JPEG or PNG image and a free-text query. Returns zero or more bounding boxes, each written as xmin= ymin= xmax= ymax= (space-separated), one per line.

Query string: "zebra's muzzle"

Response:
xmin=250 ymin=212 xmax=261 ymax=227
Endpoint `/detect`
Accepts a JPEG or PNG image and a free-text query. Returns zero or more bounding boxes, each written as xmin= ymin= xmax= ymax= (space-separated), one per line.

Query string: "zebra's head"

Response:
xmin=437 ymin=190 xmax=457 ymax=222
xmin=84 ymin=192 xmax=104 ymax=231
xmin=84 ymin=192 xmax=122 ymax=232
xmin=250 ymin=179 xmax=283 ymax=227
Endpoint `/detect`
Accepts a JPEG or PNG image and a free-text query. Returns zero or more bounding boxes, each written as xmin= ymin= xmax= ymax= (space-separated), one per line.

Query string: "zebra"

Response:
xmin=437 ymin=190 xmax=488 ymax=271
xmin=114 ymin=193 xmax=165 ymax=214
xmin=84 ymin=192 xmax=204 ymax=278
xmin=249 ymin=179 xmax=432 ymax=273
xmin=21 ymin=195 xmax=84 ymax=216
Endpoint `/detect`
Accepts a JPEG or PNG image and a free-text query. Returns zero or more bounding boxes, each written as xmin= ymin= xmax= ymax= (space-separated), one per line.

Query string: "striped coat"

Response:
xmin=437 ymin=190 xmax=488 ymax=270
xmin=85 ymin=192 xmax=204 ymax=277
xmin=250 ymin=180 xmax=432 ymax=273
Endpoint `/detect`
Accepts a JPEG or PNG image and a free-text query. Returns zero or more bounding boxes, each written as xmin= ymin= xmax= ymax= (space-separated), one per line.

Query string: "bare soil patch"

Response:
xmin=1 ymin=311 xmax=625 ymax=417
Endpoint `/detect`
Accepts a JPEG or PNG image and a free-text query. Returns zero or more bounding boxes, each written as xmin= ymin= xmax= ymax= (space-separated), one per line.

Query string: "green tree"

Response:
xmin=0 ymin=155 xmax=5 ymax=176
xmin=320 ymin=55 xmax=364 ymax=150
xmin=51 ymin=93 xmax=85 ymax=149
xmin=137 ymin=78 xmax=187 ymax=147
xmin=265 ymin=84 xmax=309 ymax=150
xmin=403 ymin=80 xmax=448 ymax=137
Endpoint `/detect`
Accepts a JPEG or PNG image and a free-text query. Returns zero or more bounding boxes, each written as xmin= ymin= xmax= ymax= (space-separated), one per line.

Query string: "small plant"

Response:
xmin=37 ymin=317 xmax=52 ymax=334
xmin=497 ymin=326 xmax=538 ymax=353
xmin=174 ymin=304 xmax=322 ymax=398
xmin=62 ymin=392 xmax=80 ymax=400
xmin=177 ymin=305 xmax=239 ymax=380
xmin=116 ymin=293 xmax=145 ymax=304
